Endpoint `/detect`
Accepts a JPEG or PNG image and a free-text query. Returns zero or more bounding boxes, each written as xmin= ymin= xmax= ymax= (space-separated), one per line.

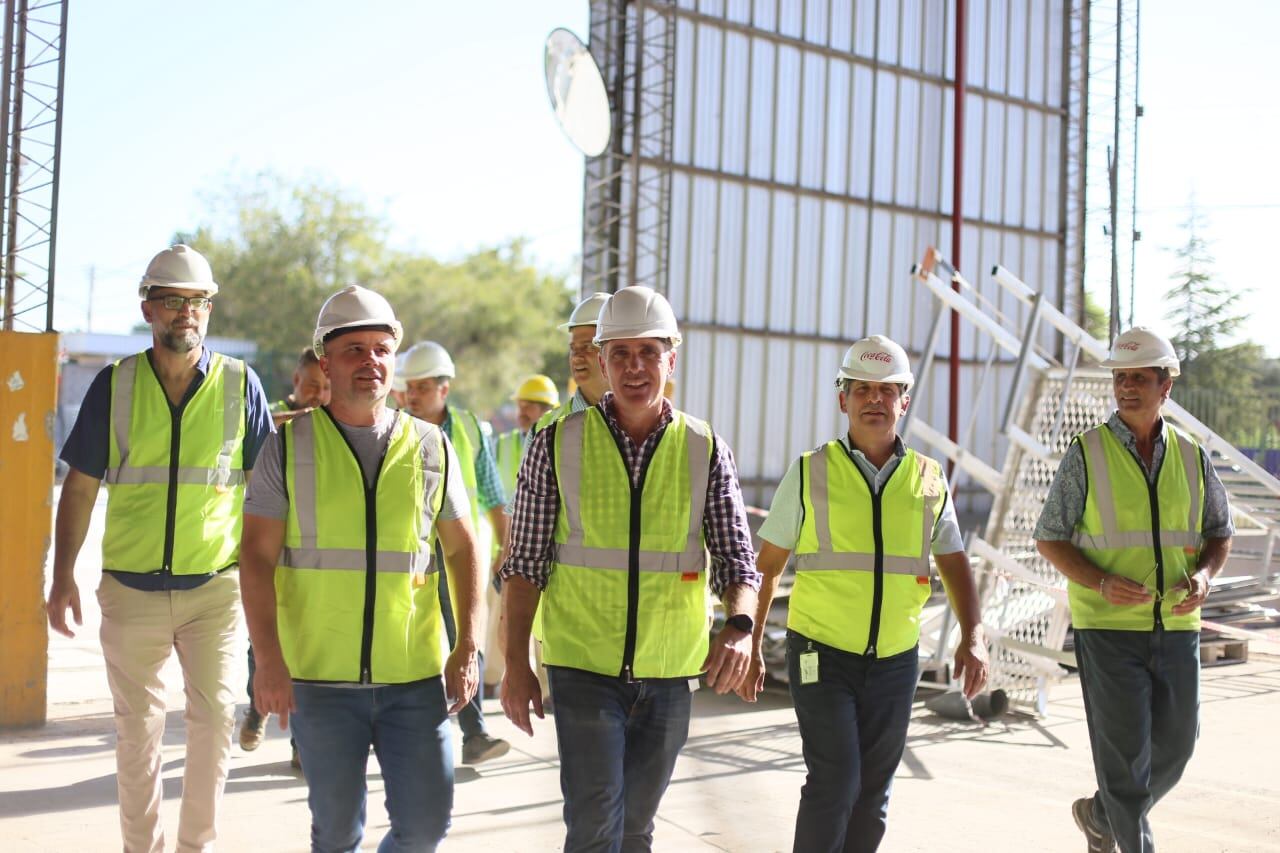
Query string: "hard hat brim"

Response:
xmin=1099 ymin=357 xmax=1180 ymax=377
xmin=835 ymin=369 xmax=915 ymax=388
xmin=593 ymin=327 xmax=683 ymax=348
xmin=138 ymin=281 xmax=220 ymax=299
xmin=313 ymin=319 xmax=404 ymax=358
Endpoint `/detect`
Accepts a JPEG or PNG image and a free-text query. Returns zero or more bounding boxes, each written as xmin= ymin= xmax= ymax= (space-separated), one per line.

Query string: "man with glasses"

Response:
xmin=527 ymin=292 xmax=612 ymax=440
xmin=1035 ymin=327 xmax=1234 ymax=853
xmin=47 ymin=244 xmax=273 ymax=852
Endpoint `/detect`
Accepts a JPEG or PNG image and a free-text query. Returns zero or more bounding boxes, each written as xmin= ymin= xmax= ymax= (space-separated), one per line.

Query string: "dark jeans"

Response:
xmin=547 ymin=666 xmax=693 ymax=853
xmin=437 ymin=562 xmax=488 ymax=740
xmin=787 ymin=632 xmax=919 ymax=853
xmin=291 ymin=678 xmax=453 ymax=853
xmin=1075 ymin=628 xmax=1200 ymax=853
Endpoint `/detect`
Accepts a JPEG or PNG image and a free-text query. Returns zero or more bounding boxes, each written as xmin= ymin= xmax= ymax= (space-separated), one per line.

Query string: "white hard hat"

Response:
xmin=593 ymin=286 xmax=682 ymax=348
xmin=391 ymin=353 xmax=408 ymax=392
xmin=558 ymin=292 xmax=611 ymax=332
xmin=835 ymin=335 xmax=914 ymax=389
xmin=400 ymin=341 xmax=456 ymax=381
xmin=138 ymin=244 xmax=218 ymax=298
xmin=312 ymin=285 xmax=403 ymax=357
xmin=1100 ymin=326 xmax=1181 ymax=377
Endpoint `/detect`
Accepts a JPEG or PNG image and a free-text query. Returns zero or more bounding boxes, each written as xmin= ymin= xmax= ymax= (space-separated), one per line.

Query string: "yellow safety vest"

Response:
xmin=276 ymin=409 xmax=448 ymax=683
xmin=495 ymin=428 xmax=524 ymax=499
xmin=541 ymin=407 xmax=713 ymax=679
xmin=790 ymin=442 xmax=943 ymax=657
xmin=103 ymin=351 xmax=246 ymax=574
xmin=1070 ymin=422 xmax=1204 ymax=631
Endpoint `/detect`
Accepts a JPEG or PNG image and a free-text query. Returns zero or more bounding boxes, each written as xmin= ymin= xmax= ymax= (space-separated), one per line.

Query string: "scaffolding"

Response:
xmin=0 ymin=0 xmax=68 ymax=333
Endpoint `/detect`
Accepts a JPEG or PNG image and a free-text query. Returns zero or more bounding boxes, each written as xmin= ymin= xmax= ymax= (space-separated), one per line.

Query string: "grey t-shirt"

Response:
xmin=244 ymin=408 xmax=470 ymax=524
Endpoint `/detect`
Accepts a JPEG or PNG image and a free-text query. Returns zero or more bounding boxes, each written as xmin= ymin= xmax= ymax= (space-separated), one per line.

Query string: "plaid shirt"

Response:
xmin=500 ymin=393 xmax=760 ymax=597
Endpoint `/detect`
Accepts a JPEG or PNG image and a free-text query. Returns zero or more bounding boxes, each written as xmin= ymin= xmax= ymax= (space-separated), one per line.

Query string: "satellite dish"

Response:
xmin=544 ymin=28 xmax=611 ymax=157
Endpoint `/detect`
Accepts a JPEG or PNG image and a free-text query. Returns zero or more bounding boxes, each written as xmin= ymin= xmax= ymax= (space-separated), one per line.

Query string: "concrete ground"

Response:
xmin=4 ymin=496 xmax=1279 ymax=851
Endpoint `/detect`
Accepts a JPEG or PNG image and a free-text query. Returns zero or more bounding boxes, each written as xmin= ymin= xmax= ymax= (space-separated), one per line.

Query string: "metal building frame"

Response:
xmin=583 ymin=0 xmax=1088 ymax=513
xmin=0 ymin=0 xmax=68 ymax=333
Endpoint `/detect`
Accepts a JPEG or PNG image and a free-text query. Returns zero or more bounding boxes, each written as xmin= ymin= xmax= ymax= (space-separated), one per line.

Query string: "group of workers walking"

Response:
xmin=44 ymin=243 xmax=1231 ymax=853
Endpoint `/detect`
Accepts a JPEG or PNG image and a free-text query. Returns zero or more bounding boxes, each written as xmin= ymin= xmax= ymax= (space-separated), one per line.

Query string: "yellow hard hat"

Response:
xmin=511 ymin=374 xmax=560 ymax=407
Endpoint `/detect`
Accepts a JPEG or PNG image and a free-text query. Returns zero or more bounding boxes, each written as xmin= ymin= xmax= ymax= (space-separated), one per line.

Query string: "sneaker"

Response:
xmin=290 ymin=743 xmax=302 ymax=771
xmin=1072 ymin=797 xmax=1116 ymax=853
xmin=461 ymin=733 xmax=510 ymax=765
xmin=239 ymin=708 xmax=267 ymax=752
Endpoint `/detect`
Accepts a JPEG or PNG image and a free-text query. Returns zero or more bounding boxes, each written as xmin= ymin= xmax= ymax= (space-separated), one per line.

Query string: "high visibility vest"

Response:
xmin=789 ymin=442 xmax=944 ymax=658
xmin=1070 ymin=422 xmax=1204 ymax=631
xmin=495 ymin=428 xmax=525 ymax=499
xmin=446 ymin=406 xmax=484 ymax=529
xmin=276 ymin=409 xmax=448 ymax=683
xmin=102 ymin=351 xmax=247 ymax=575
xmin=541 ymin=407 xmax=713 ymax=679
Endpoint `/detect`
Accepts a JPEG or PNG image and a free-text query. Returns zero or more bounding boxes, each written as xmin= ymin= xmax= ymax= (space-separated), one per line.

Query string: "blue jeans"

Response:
xmin=547 ymin=666 xmax=693 ymax=853
xmin=1075 ymin=628 xmax=1200 ymax=853
xmin=787 ymin=632 xmax=919 ymax=853
xmin=291 ymin=679 xmax=454 ymax=853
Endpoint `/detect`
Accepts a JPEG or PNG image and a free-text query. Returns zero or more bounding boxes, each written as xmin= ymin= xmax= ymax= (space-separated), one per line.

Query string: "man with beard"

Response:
xmin=47 ymin=244 xmax=273 ymax=853
xmin=240 ymin=285 xmax=483 ymax=849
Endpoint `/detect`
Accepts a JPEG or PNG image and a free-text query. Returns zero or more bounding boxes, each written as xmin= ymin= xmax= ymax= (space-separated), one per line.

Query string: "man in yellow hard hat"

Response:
xmin=740 ymin=334 xmax=988 ymax=852
xmin=500 ymin=285 xmax=761 ymax=852
xmin=1036 ymin=326 xmax=1233 ymax=853
xmin=47 ymin=244 xmax=274 ymax=852
xmin=240 ymin=285 xmax=483 ymax=849
xmin=494 ymin=374 xmax=560 ymax=498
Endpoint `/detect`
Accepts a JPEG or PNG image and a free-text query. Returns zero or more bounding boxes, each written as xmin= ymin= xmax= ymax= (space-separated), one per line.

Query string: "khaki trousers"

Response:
xmin=97 ymin=572 xmax=240 ymax=853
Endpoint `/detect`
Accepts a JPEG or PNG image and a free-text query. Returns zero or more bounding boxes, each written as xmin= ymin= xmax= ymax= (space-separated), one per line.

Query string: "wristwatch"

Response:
xmin=725 ymin=613 xmax=754 ymax=634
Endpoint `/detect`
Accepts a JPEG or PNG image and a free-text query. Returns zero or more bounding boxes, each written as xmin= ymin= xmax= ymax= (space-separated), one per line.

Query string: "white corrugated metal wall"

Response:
xmin=586 ymin=0 xmax=1082 ymax=513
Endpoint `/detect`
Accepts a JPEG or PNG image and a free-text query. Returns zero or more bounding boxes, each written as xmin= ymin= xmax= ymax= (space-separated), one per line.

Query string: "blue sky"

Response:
xmin=54 ymin=1 xmax=1280 ymax=354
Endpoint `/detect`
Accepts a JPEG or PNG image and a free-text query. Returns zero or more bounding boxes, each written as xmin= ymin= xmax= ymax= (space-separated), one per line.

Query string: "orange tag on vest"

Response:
xmin=681 ymin=572 xmax=699 ymax=582
xmin=916 ymin=576 xmax=930 ymax=585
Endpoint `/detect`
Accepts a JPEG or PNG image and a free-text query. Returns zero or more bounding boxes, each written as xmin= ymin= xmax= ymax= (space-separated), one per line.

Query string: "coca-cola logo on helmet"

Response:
xmin=1118 ymin=342 xmax=1140 ymax=351
xmin=860 ymin=351 xmax=893 ymax=364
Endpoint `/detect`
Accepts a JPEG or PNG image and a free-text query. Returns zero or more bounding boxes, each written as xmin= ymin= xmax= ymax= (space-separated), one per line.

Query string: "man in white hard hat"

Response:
xmin=399 ymin=339 xmax=511 ymax=765
xmin=500 ymin=285 xmax=761 ymax=852
xmin=740 ymin=334 xmax=989 ymax=852
xmin=1035 ymin=326 xmax=1233 ymax=853
xmin=239 ymin=285 xmax=483 ymax=850
xmin=47 ymin=243 xmax=274 ymax=852
xmin=527 ymin=292 xmax=612 ymax=440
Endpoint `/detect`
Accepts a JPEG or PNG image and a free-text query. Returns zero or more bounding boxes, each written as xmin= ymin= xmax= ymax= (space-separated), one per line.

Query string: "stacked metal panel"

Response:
xmin=585 ymin=0 xmax=1084 ymax=512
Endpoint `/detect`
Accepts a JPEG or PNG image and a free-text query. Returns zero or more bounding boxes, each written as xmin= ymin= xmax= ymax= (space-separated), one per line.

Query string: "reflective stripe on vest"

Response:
xmin=276 ymin=410 xmax=447 ymax=683
xmin=541 ymin=407 xmax=713 ymax=679
xmin=789 ymin=443 xmax=942 ymax=657
xmin=102 ymin=352 xmax=246 ymax=574
xmin=447 ymin=406 xmax=482 ymax=526
xmin=1069 ymin=422 xmax=1204 ymax=631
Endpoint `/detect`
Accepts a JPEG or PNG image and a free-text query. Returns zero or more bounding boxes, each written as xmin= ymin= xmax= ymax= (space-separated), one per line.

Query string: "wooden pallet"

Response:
xmin=1200 ymin=638 xmax=1249 ymax=667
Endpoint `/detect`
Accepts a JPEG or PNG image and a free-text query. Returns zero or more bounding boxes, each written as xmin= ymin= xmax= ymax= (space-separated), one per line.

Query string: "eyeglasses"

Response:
xmin=569 ymin=342 xmax=600 ymax=358
xmin=1140 ymin=565 xmax=1192 ymax=603
xmin=149 ymin=295 xmax=212 ymax=311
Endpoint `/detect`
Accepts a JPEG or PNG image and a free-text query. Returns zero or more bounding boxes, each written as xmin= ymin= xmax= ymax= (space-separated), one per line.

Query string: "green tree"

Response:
xmin=1162 ymin=204 xmax=1265 ymax=444
xmin=180 ymin=173 xmax=574 ymax=415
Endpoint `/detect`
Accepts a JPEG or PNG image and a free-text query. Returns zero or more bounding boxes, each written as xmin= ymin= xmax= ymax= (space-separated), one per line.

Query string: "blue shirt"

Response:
xmin=60 ymin=347 xmax=274 ymax=591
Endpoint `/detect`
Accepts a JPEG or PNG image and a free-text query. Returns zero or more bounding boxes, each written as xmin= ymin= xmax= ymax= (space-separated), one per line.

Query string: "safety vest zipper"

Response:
xmin=611 ymin=425 xmax=660 ymax=682
xmin=840 ymin=443 xmax=887 ymax=657
xmin=1125 ymin=442 xmax=1166 ymax=630
xmin=162 ymin=403 xmax=182 ymax=576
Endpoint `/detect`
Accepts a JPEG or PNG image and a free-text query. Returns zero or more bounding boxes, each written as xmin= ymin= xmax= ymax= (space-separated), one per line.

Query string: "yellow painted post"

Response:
xmin=0 ymin=331 xmax=58 ymax=727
